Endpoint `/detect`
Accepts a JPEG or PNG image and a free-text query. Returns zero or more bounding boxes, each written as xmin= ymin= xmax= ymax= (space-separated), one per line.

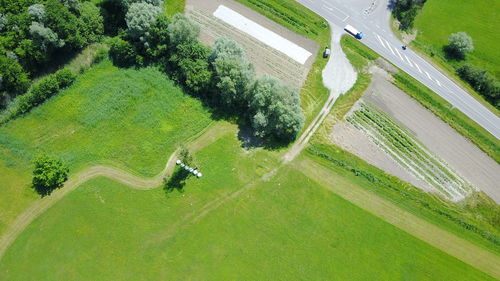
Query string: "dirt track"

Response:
xmin=0 ymin=123 xmax=230 ymax=261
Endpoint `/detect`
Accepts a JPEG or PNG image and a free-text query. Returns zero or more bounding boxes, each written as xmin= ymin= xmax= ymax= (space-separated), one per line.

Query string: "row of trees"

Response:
xmin=0 ymin=0 xmax=104 ymax=107
xmin=110 ymin=2 xmax=304 ymax=142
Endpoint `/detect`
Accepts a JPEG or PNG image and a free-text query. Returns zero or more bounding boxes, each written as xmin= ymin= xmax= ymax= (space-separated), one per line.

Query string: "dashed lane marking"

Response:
xmin=404 ymin=54 xmax=413 ymax=67
xmin=425 ymin=71 xmax=432 ymax=79
xmin=414 ymin=63 xmax=422 ymax=73
xmin=375 ymin=34 xmax=386 ymax=49
xmin=436 ymin=80 xmax=441 ymax=87
xmin=395 ymin=48 xmax=404 ymax=61
xmin=384 ymin=39 xmax=395 ymax=55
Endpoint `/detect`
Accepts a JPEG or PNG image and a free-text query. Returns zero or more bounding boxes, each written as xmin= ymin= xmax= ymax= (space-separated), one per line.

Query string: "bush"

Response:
xmin=457 ymin=64 xmax=499 ymax=107
xmin=32 ymin=153 xmax=69 ymax=196
xmin=15 ymin=69 xmax=76 ymax=116
xmin=109 ymin=37 xmax=137 ymax=67
xmin=0 ymin=55 xmax=30 ymax=96
xmin=446 ymin=32 xmax=474 ymax=60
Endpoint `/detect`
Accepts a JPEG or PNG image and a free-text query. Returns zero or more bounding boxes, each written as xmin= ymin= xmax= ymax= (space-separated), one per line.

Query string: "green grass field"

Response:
xmin=0 ymin=60 xmax=212 ymax=234
xmin=414 ymin=0 xmax=500 ymax=79
xmin=0 ymin=131 xmax=495 ymax=280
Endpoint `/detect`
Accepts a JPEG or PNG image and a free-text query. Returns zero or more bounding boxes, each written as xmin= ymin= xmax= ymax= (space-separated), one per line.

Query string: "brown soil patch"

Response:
xmin=185 ymin=0 xmax=319 ymax=87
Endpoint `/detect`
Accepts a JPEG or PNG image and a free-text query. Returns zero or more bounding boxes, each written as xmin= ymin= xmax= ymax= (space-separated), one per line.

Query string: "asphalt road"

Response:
xmin=297 ymin=0 xmax=500 ymax=139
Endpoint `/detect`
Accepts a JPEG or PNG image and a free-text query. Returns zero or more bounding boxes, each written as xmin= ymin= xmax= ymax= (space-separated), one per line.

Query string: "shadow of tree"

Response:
xmin=32 ymin=184 xmax=59 ymax=197
xmin=163 ymin=167 xmax=191 ymax=194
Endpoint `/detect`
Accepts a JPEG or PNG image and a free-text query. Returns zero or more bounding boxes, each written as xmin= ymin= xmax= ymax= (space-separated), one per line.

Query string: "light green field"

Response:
xmin=414 ymin=0 xmax=500 ymax=79
xmin=0 ymin=60 xmax=212 ymax=234
xmin=0 ymin=131 xmax=495 ymax=280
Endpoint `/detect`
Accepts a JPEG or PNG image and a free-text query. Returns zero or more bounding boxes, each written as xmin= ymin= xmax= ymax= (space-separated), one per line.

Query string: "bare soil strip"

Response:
xmin=0 ymin=123 xmax=230 ymax=261
xmin=299 ymin=158 xmax=500 ymax=279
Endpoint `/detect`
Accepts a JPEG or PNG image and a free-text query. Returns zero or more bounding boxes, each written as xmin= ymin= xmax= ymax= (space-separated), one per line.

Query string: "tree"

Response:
xmin=168 ymin=41 xmax=212 ymax=93
xmin=209 ymin=38 xmax=255 ymax=109
xmin=121 ymin=0 xmax=164 ymax=8
xmin=109 ymin=37 xmax=137 ymax=67
xmin=392 ymin=0 xmax=426 ymax=30
xmin=0 ymin=55 xmax=30 ymax=96
xmin=446 ymin=32 xmax=474 ymax=60
xmin=32 ymin=153 xmax=69 ymax=196
xmin=248 ymin=76 xmax=304 ymax=142
xmin=145 ymin=14 xmax=170 ymax=60
xmin=27 ymin=4 xmax=45 ymax=23
xmin=77 ymin=2 xmax=104 ymax=44
xmin=0 ymin=13 xmax=7 ymax=31
xmin=125 ymin=2 xmax=161 ymax=40
xmin=44 ymin=0 xmax=83 ymax=49
xmin=167 ymin=13 xmax=199 ymax=46
xmin=29 ymin=21 xmax=64 ymax=50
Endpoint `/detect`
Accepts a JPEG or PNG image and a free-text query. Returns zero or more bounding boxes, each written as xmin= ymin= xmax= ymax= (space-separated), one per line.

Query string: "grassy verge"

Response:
xmin=232 ymin=0 xmax=331 ymax=128
xmin=165 ymin=0 xmax=185 ymax=15
xmin=0 ymin=131 xmax=494 ymax=280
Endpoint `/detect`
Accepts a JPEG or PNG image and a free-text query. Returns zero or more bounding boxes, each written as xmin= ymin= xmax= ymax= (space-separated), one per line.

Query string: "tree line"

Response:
xmin=0 ymin=0 xmax=104 ymax=108
xmin=110 ymin=0 xmax=304 ymax=143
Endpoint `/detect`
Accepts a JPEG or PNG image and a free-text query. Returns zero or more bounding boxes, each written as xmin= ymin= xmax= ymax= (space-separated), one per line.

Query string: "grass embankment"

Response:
xmin=311 ymin=35 xmax=500 ymax=255
xmin=405 ymin=0 xmax=500 ymax=112
xmin=0 ymin=60 xmax=212 ymax=234
xmin=233 ymin=0 xmax=331 ymax=127
xmin=0 ymin=131 xmax=494 ymax=280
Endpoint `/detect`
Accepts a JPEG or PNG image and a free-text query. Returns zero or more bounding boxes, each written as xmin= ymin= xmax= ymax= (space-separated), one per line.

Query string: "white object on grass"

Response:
xmin=213 ymin=5 xmax=312 ymax=64
xmin=176 ymin=160 xmax=181 ymax=165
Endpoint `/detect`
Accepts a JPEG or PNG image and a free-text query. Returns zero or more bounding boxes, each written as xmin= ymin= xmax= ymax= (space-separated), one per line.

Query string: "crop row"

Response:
xmin=346 ymin=102 xmax=473 ymax=201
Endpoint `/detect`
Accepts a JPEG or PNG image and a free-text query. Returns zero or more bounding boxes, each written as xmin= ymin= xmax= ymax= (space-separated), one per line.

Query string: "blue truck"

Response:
xmin=344 ymin=24 xmax=364 ymax=39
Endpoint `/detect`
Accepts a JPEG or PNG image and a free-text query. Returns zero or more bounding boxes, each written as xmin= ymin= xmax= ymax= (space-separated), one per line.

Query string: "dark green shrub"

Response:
xmin=109 ymin=38 xmax=137 ymax=67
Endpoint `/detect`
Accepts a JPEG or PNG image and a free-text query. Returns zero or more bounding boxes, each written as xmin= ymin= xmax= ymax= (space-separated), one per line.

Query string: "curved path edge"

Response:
xmin=0 ymin=122 xmax=230 ymax=261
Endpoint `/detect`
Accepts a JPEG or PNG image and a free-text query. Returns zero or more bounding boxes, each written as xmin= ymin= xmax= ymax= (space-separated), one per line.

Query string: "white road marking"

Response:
xmin=375 ymin=34 xmax=386 ymax=49
xmin=436 ymin=80 xmax=441 ymax=87
xmin=384 ymin=39 xmax=395 ymax=55
xmin=404 ymin=55 xmax=413 ymax=67
xmin=414 ymin=63 xmax=422 ymax=73
xmin=395 ymin=48 xmax=404 ymax=62
xmin=342 ymin=15 xmax=349 ymax=22
xmin=425 ymin=71 xmax=432 ymax=79
xmin=376 ymin=24 xmax=380 ymax=28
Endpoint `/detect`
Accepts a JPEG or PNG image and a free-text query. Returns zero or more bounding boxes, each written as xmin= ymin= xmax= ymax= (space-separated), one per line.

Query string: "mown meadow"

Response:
xmin=0 ymin=130 xmax=495 ymax=280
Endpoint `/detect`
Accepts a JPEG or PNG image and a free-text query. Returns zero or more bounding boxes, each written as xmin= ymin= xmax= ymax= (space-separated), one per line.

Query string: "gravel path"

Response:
xmin=322 ymin=25 xmax=357 ymax=100
xmin=284 ymin=27 xmax=357 ymax=162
